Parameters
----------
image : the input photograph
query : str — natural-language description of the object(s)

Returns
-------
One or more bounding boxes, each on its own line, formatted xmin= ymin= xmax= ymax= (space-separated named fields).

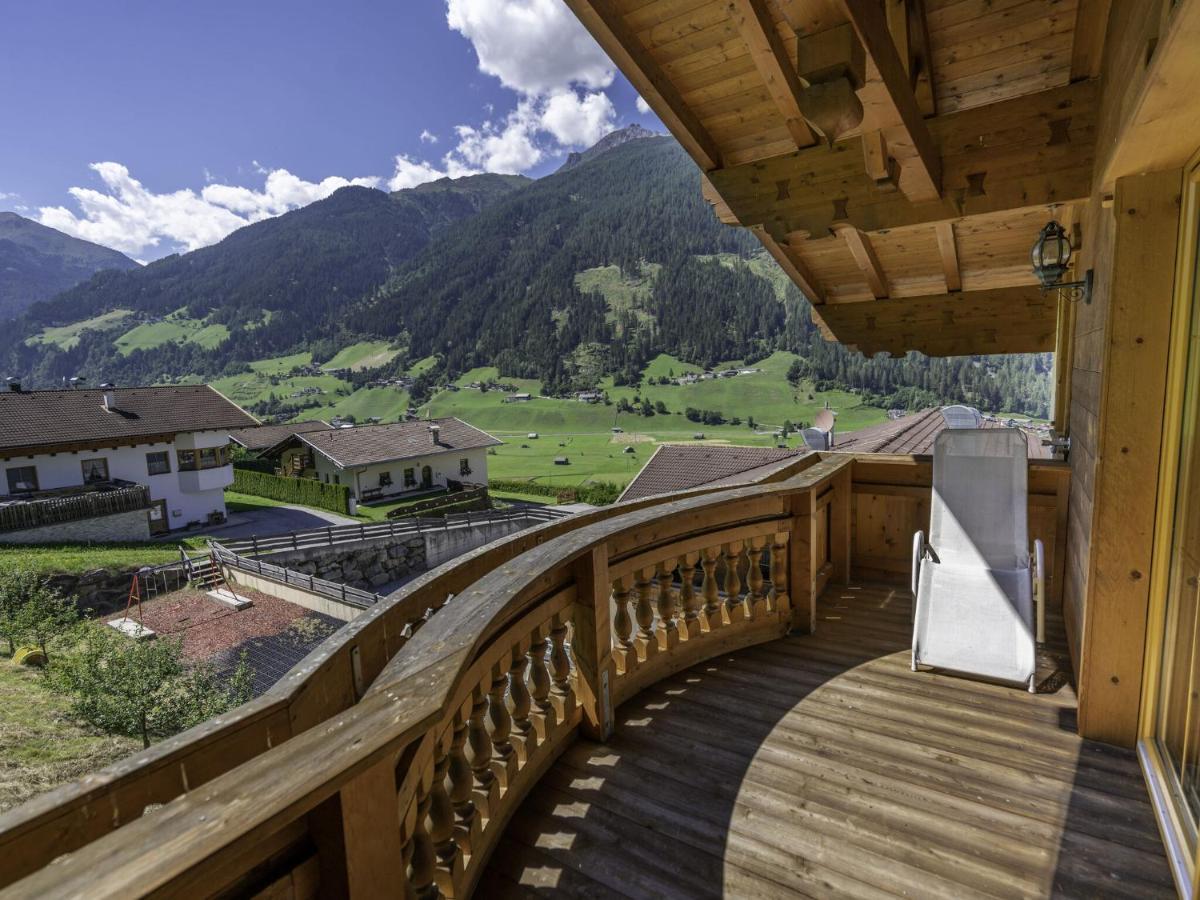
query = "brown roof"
xmin=228 ymin=420 xmax=333 ymax=452
xmin=291 ymin=417 xmax=502 ymax=469
xmin=834 ymin=408 xmax=1048 ymax=458
xmin=0 ymin=385 xmax=257 ymax=457
xmin=619 ymin=445 xmax=802 ymax=502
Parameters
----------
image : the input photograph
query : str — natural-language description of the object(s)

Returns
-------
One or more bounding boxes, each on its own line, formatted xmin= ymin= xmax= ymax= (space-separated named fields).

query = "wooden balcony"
xmin=0 ymin=452 xmax=1170 ymax=898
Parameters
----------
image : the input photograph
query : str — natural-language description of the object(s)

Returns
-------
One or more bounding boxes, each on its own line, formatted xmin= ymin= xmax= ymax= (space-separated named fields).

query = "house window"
xmin=403 ymin=467 xmax=416 ymax=488
xmin=379 ymin=472 xmax=393 ymax=487
xmin=81 ymin=458 xmax=110 ymax=483
xmin=459 ymin=458 xmax=472 ymax=476
xmin=333 ymin=474 xmax=340 ymax=485
xmin=146 ymin=451 xmax=171 ymax=476
xmin=5 ymin=465 xmax=38 ymax=493
xmin=177 ymin=445 xmax=230 ymax=471
xmin=324 ymin=474 xmax=330 ymax=484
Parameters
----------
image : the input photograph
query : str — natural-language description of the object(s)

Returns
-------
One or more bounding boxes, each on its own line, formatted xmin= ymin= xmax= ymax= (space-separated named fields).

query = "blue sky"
xmin=0 ymin=0 xmax=656 ymax=260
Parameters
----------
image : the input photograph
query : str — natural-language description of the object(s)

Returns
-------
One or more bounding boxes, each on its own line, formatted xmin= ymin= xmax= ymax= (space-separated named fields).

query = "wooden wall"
xmin=850 ymin=456 xmax=1070 ymax=604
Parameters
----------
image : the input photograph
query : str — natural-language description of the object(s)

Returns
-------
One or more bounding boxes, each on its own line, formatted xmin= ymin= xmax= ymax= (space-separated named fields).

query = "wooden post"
xmin=571 ymin=546 xmax=614 ymax=741
xmin=830 ymin=467 xmax=853 ymax=584
xmin=787 ymin=491 xmax=818 ymax=633
xmin=311 ymin=754 xmax=408 ymax=899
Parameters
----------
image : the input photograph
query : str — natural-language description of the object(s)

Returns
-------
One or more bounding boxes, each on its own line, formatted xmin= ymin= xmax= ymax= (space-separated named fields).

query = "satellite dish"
xmin=813 ymin=408 xmax=835 ymax=432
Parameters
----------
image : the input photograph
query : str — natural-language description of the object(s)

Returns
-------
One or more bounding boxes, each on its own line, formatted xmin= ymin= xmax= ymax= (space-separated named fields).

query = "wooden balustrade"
xmin=0 ymin=451 xmax=1071 ymax=897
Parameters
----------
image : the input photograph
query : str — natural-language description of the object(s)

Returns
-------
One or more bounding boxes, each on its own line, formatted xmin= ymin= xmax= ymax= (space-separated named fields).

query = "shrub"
xmin=487 ymin=479 xmax=622 ymax=506
xmin=231 ymin=469 xmax=351 ymax=515
xmin=232 ymin=458 xmax=275 ymax=474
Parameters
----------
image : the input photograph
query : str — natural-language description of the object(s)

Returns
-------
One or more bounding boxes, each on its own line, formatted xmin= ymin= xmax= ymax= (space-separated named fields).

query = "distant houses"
xmin=262 ymin=417 xmax=502 ymax=503
xmin=0 ymin=383 xmax=256 ymax=541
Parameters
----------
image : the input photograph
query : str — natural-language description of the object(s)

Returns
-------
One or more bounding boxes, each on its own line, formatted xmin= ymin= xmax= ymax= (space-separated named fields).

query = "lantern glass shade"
xmin=1031 ymin=220 xmax=1072 ymax=287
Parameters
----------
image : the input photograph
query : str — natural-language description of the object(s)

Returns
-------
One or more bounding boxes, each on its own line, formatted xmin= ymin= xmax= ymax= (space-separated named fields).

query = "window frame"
xmin=81 ymin=457 xmax=110 ymax=484
xmin=5 ymin=465 xmax=38 ymax=494
xmin=146 ymin=451 xmax=171 ymax=476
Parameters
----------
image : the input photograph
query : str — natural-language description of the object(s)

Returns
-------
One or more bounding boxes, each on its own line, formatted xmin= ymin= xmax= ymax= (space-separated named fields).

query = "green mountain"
xmin=0 ymin=212 xmax=139 ymax=320
xmin=1 ymin=129 xmax=1051 ymax=417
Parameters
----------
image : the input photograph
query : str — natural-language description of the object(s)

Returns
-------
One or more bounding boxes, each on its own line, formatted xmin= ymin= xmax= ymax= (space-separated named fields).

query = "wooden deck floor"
xmin=481 ymin=584 xmax=1174 ymax=899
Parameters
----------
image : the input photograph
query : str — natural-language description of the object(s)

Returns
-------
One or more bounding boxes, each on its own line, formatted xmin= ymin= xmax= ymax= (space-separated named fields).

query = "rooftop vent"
xmin=6 ymin=377 xmax=20 ymax=393
xmin=69 ymin=376 xmax=83 ymax=389
xmin=429 ymin=423 xmax=442 ymax=445
xmin=100 ymin=383 xmax=116 ymax=411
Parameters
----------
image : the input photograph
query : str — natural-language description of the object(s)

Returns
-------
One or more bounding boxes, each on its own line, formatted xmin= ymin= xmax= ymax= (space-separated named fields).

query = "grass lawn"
xmin=322 ymin=341 xmax=401 ymax=372
xmin=223 ymin=491 xmax=293 ymax=513
xmin=0 ymin=656 xmax=138 ymax=813
xmin=489 ymin=488 xmax=557 ymax=505
xmin=249 ymin=351 xmax=313 ymax=375
xmin=24 ymin=309 xmax=134 ymax=351
xmin=354 ymin=489 xmax=452 ymax=521
xmin=0 ymin=543 xmax=186 ymax=575
xmin=115 ymin=308 xmax=230 ymax=355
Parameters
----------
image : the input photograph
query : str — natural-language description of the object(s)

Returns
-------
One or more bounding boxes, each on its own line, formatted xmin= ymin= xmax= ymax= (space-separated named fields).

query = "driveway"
xmin=163 ymin=503 xmax=359 ymax=543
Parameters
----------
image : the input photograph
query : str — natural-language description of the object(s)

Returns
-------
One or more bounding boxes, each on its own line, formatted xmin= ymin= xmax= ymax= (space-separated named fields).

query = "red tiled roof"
xmin=0 ymin=384 xmax=257 ymax=457
xmin=228 ymin=420 xmax=333 ymax=452
xmin=834 ymin=408 xmax=1048 ymax=458
xmin=619 ymin=444 xmax=802 ymax=501
xmin=289 ymin=417 xmax=502 ymax=469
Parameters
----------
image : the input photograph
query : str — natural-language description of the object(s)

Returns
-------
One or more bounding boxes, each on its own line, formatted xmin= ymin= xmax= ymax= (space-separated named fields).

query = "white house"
xmin=264 ymin=417 xmax=502 ymax=503
xmin=0 ymin=382 xmax=257 ymax=540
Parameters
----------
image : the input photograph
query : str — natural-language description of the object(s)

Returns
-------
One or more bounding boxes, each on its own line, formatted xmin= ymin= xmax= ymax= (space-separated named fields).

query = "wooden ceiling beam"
xmin=833 ymin=224 xmax=888 ymax=298
xmin=907 ymin=0 xmax=936 ymax=117
xmin=838 ymin=0 xmax=942 ymax=202
xmin=728 ymin=0 xmax=818 ymax=150
xmin=707 ymin=80 xmax=1097 ymax=239
xmin=1070 ymin=0 xmax=1113 ymax=81
xmin=815 ymin=285 xmax=1058 ymax=357
xmin=934 ymin=221 xmax=961 ymax=292
xmin=564 ymin=0 xmax=722 ymax=171
xmin=752 ymin=226 xmax=826 ymax=303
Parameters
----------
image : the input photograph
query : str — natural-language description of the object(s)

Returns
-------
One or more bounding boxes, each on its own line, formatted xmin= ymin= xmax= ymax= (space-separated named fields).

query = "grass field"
xmin=249 ymin=351 xmax=312 ymax=375
xmin=574 ymin=263 xmax=660 ymax=325
xmin=0 ymin=658 xmax=137 ymax=813
xmin=0 ymin=541 xmax=209 ymax=575
xmin=115 ymin=308 xmax=230 ymax=355
xmin=297 ymin=386 xmax=410 ymax=423
xmin=25 ymin=309 xmax=134 ymax=351
xmin=322 ymin=341 xmax=402 ymax=372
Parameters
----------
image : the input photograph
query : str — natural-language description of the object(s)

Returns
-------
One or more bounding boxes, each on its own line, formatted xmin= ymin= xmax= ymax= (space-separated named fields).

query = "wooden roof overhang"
xmin=566 ymin=0 xmax=1108 ymax=357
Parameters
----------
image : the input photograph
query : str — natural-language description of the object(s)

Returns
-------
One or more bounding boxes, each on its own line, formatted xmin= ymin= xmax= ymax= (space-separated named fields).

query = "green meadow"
xmin=114 ymin=308 xmax=230 ymax=355
xmin=25 ymin=309 xmax=134 ymax=351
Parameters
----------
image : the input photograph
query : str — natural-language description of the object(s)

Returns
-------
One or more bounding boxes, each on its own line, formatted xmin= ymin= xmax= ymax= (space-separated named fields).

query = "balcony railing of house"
xmin=0 ymin=452 xmax=1071 ymax=896
xmin=0 ymin=482 xmax=150 ymax=534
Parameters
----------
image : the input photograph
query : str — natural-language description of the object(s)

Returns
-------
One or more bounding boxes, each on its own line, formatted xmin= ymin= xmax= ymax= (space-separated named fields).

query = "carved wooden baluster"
xmin=612 ymin=576 xmax=636 ymax=674
xmin=700 ymin=546 xmax=723 ymax=632
xmin=527 ymin=629 xmax=553 ymax=742
xmin=400 ymin=822 xmax=417 ymax=900
xmin=549 ymin=613 xmax=574 ymax=722
xmin=487 ymin=654 xmax=517 ymax=788
xmin=409 ymin=770 xmax=438 ymax=900
xmin=506 ymin=639 xmax=533 ymax=763
xmin=634 ymin=565 xmax=658 ymax=661
xmin=723 ymin=541 xmax=746 ymax=625
xmin=746 ymin=535 xmax=768 ymax=619
xmin=465 ymin=679 xmax=496 ymax=820
xmin=677 ymin=551 xmax=700 ymax=641
xmin=655 ymin=560 xmax=679 ymax=651
xmin=445 ymin=707 xmax=476 ymax=852
xmin=770 ymin=531 xmax=791 ymax=615
xmin=429 ymin=731 xmax=461 ymax=889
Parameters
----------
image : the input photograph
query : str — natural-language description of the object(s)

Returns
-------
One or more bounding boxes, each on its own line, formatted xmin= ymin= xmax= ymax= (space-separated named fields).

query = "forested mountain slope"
xmin=0 ymin=212 xmax=139 ymax=320
xmin=2 ymin=129 xmax=1051 ymax=416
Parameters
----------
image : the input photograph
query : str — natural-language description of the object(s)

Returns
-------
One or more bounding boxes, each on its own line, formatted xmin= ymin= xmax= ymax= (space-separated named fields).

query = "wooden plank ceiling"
xmin=566 ymin=0 xmax=1104 ymax=357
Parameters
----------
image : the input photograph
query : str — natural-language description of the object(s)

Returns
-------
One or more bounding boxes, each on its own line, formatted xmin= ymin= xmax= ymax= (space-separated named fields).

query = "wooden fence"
xmin=0 ymin=484 xmax=149 ymax=533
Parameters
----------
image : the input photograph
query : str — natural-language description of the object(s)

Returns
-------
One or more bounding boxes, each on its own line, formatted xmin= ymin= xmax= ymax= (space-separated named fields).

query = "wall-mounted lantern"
xmin=1031 ymin=220 xmax=1092 ymax=304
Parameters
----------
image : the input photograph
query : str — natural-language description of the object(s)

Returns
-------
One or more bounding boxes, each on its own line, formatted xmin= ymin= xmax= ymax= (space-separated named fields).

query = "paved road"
xmin=161 ymin=504 xmax=359 ymax=543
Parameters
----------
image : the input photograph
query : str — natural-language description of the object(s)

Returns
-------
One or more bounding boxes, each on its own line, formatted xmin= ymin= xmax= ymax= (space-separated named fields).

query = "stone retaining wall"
xmin=260 ymin=535 xmax=427 ymax=591
xmin=44 ymin=568 xmax=144 ymax=617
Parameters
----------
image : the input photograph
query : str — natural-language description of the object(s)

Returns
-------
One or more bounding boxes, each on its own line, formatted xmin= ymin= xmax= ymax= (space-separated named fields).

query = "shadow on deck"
xmin=483 ymin=584 xmax=1173 ymax=899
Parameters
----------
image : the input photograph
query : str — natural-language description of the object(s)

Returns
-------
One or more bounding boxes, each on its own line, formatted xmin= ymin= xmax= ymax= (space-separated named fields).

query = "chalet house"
xmin=264 ymin=417 xmax=501 ymax=503
xmin=0 ymin=383 xmax=256 ymax=541
xmin=227 ymin=420 xmax=332 ymax=455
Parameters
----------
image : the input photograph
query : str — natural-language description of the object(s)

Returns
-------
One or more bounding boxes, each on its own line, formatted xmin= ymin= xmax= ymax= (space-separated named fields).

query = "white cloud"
xmin=540 ymin=90 xmax=616 ymax=146
xmin=420 ymin=129 xmax=439 ymax=144
xmin=39 ymin=162 xmax=379 ymax=257
xmin=446 ymin=0 xmax=613 ymax=95
xmin=636 ymin=96 xmax=652 ymax=115
xmin=387 ymin=154 xmax=480 ymax=191
xmin=0 ymin=191 xmax=15 ymax=202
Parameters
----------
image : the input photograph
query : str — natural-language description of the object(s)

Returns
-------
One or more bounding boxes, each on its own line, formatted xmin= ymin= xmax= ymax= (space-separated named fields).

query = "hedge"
xmin=231 ymin=469 xmax=351 ymax=515
xmin=488 ymin=479 xmax=621 ymax=506
xmin=232 ymin=458 xmax=275 ymax=474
